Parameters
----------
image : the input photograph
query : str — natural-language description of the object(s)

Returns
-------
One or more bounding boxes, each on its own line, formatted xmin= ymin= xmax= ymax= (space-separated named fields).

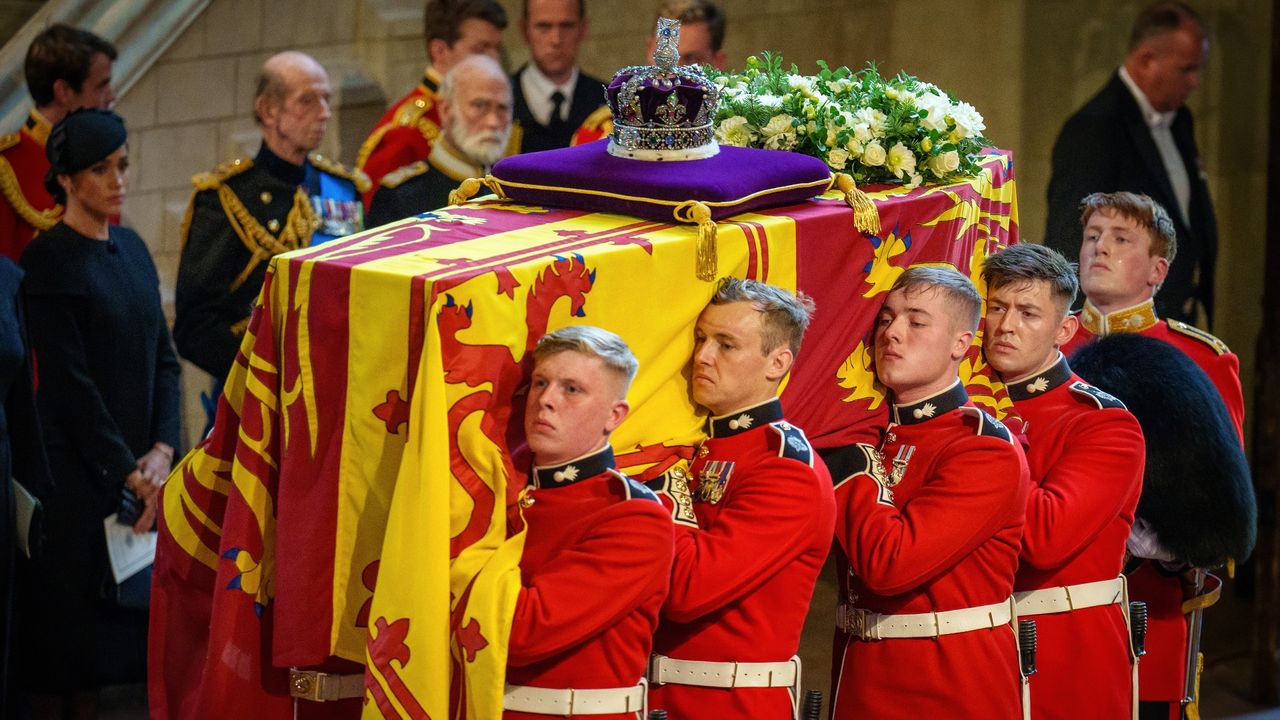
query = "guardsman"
xmin=174 ymin=51 xmax=365 ymax=391
xmin=505 ymin=326 xmax=673 ymax=720
xmin=646 ymin=278 xmax=835 ymax=719
xmin=356 ymin=0 xmax=507 ymax=205
xmin=1 ymin=24 xmax=116 ymax=260
xmin=823 ymin=266 xmax=1030 ymax=719
xmin=983 ymin=244 xmax=1145 ymax=720
xmin=1062 ymin=190 xmax=1245 ymax=720
xmin=510 ymin=0 xmax=611 ymax=153
xmin=366 ymin=55 xmax=512 ymax=227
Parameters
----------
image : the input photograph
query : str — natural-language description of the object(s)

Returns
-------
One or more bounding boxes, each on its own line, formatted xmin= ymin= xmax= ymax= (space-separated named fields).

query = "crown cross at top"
xmin=653 ymin=17 xmax=681 ymax=70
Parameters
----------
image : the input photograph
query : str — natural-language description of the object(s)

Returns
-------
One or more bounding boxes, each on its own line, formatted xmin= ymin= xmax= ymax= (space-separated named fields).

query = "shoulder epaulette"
xmin=822 ymin=443 xmax=878 ymax=490
xmin=1167 ymin=319 xmax=1230 ymax=355
xmin=609 ymin=468 xmax=660 ymax=504
xmin=192 ymin=157 xmax=253 ymax=191
xmin=1068 ymin=380 xmax=1127 ymax=410
xmin=579 ymin=104 xmax=613 ymax=133
xmin=309 ymin=153 xmax=371 ymax=193
xmin=768 ymin=420 xmax=814 ymax=466
xmin=378 ymin=161 xmax=429 ymax=190
xmin=0 ymin=133 xmax=18 ymax=153
xmin=959 ymin=406 xmax=1014 ymax=443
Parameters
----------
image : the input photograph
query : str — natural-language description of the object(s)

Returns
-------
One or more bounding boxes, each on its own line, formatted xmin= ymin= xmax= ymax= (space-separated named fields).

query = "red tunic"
xmin=356 ymin=70 xmax=444 ymax=207
xmin=507 ymin=447 xmax=674 ymax=720
xmin=1006 ymin=355 xmax=1144 ymax=719
xmin=0 ymin=110 xmax=59 ymax=261
xmin=1063 ymin=299 xmax=1244 ymax=705
xmin=648 ymin=398 xmax=835 ymax=720
xmin=826 ymin=381 xmax=1029 ymax=720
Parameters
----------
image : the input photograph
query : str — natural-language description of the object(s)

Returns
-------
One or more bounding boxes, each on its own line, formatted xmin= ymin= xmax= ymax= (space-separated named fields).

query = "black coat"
xmin=1044 ymin=73 xmax=1218 ymax=323
xmin=18 ymin=222 xmax=180 ymax=690
xmin=512 ymin=66 xmax=608 ymax=153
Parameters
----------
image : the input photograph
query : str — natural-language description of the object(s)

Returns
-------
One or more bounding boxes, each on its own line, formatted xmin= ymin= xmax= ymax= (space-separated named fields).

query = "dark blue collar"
xmin=1006 ymin=353 xmax=1073 ymax=402
xmin=255 ymin=143 xmax=306 ymax=186
xmin=890 ymin=380 xmax=968 ymax=425
xmin=707 ymin=398 xmax=783 ymax=439
xmin=532 ymin=446 xmax=615 ymax=489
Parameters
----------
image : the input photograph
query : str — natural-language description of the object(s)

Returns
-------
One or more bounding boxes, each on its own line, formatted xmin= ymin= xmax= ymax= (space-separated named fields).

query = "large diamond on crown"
xmin=605 ymin=18 xmax=721 ymax=160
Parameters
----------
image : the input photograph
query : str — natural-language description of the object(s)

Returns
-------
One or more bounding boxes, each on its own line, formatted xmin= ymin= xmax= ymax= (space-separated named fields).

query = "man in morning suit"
xmin=356 ymin=0 xmax=507 ymax=205
xmin=1045 ymin=2 xmax=1215 ymax=324
xmin=823 ymin=266 xmax=1030 ymax=719
xmin=366 ymin=55 xmax=513 ymax=227
xmin=983 ymin=244 xmax=1145 ymax=719
xmin=504 ymin=326 xmax=673 ymax=719
xmin=1061 ymin=190 xmax=1244 ymax=720
xmin=174 ymin=52 xmax=366 ymax=391
xmin=511 ymin=0 xmax=611 ymax=153
xmin=646 ymin=278 xmax=835 ymax=719
xmin=1 ymin=24 xmax=116 ymax=260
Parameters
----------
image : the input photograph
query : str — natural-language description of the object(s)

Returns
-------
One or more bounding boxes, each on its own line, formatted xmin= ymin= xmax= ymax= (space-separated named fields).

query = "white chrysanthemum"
xmin=853 ymin=107 xmax=887 ymax=137
xmin=715 ymin=116 xmax=758 ymax=147
xmin=755 ymin=93 xmax=784 ymax=110
xmin=786 ymin=74 xmax=814 ymax=93
xmin=887 ymin=142 xmax=917 ymax=179
xmin=915 ymin=91 xmax=951 ymax=132
xmin=951 ymin=101 xmax=986 ymax=139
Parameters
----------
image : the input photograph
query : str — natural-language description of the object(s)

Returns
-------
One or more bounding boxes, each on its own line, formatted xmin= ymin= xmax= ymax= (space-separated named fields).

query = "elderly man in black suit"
xmin=1045 ymin=2 xmax=1215 ymax=326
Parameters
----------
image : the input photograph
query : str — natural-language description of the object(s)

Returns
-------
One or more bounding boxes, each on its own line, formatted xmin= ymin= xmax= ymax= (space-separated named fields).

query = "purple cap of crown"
xmin=605 ymin=18 xmax=721 ymax=161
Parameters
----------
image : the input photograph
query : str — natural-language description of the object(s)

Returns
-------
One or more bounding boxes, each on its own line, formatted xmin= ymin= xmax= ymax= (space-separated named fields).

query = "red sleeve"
xmin=359 ymin=128 xmax=433 ymax=207
xmin=1020 ymin=409 xmax=1144 ymax=569
xmin=664 ymin=456 xmax=827 ymax=623
xmin=507 ymin=502 xmax=673 ymax=666
xmin=1207 ymin=352 xmax=1244 ymax=446
xmin=837 ymin=437 xmax=1026 ymax=597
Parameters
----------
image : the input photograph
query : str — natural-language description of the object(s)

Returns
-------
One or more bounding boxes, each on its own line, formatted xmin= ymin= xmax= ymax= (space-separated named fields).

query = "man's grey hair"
xmin=254 ymin=51 xmax=325 ymax=126
xmin=533 ymin=326 xmax=639 ymax=390
xmin=709 ymin=277 xmax=815 ymax=356
xmin=439 ymin=53 xmax=508 ymax=104
xmin=889 ymin=266 xmax=982 ymax=333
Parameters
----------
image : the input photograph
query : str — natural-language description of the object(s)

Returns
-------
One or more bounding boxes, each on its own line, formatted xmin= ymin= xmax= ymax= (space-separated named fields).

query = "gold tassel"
xmin=833 ymin=172 xmax=881 ymax=235
xmin=674 ymin=200 xmax=717 ymax=281
xmin=448 ymin=177 xmax=483 ymax=206
xmin=1227 ymin=557 xmax=1235 ymax=579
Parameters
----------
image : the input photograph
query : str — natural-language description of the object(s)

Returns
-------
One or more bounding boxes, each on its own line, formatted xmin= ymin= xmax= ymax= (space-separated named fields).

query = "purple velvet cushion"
xmin=490 ymin=140 xmax=831 ymax=221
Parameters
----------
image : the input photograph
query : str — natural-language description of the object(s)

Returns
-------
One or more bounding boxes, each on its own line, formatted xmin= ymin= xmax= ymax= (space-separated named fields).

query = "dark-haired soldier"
xmin=357 ymin=0 xmax=507 ymax=204
xmin=825 ymin=266 xmax=1029 ymax=720
xmin=983 ymin=244 xmax=1144 ymax=720
xmin=1 ymin=24 xmax=116 ymax=260
xmin=175 ymin=52 xmax=365 ymax=392
xmin=647 ymin=278 xmax=835 ymax=719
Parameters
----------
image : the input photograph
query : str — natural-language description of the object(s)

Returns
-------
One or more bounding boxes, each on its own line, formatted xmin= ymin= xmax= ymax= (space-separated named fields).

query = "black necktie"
xmin=549 ymin=90 xmax=567 ymax=128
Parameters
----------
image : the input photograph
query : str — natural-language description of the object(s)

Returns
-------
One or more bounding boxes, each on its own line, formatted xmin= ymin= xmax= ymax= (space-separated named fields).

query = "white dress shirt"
xmin=520 ymin=63 xmax=579 ymax=127
xmin=1119 ymin=66 xmax=1192 ymax=226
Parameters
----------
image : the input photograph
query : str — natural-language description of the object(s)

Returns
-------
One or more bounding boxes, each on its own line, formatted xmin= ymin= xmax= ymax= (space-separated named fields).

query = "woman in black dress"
xmin=19 ymin=109 xmax=180 ymax=718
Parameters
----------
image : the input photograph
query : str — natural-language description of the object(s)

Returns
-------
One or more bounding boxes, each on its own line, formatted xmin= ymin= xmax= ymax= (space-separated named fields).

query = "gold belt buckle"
xmin=289 ymin=670 xmax=325 ymax=701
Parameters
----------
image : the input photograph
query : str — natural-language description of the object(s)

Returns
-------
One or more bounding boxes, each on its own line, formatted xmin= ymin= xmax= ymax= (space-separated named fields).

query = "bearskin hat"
xmin=1070 ymin=333 xmax=1255 ymax=567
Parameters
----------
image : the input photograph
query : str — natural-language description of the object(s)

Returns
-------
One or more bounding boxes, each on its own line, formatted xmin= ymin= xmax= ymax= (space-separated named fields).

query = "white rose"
xmin=905 ymin=171 xmax=923 ymax=189
xmin=714 ymin=76 xmax=730 ymax=87
xmin=887 ymin=142 xmax=917 ymax=178
xmin=915 ymin=91 xmax=951 ymax=132
xmin=939 ymin=150 xmax=961 ymax=172
xmin=951 ymin=101 xmax=986 ymax=138
xmin=827 ymin=148 xmax=850 ymax=170
xmin=861 ymin=141 xmax=887 ymax=167
xmin=825 ymin=125 xmax=839 ymax=147
xmin=761 ymin=114 xmax=795 ymax=137
xmin=715 ymin=116 xmax=757 ymax=147
xmin=845 ymin=137 xmax=865 ymax=156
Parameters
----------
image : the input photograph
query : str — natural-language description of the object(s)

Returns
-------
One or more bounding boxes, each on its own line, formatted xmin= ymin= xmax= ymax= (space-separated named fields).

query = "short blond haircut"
xmin=889 ymin=266 xmax=981 ymax=332
xmin=532 ymin=326 xmax=639 ymax=392
xmin=709 ymin=277 xmax=815 ymax=356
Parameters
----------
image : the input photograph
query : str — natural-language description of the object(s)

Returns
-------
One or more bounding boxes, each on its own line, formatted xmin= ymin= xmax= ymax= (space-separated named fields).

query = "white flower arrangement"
xmin=706 ymin=54 xmax=992 ymax=188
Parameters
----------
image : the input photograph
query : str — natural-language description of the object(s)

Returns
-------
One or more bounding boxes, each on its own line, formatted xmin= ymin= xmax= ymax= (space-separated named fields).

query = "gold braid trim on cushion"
xmin=0 ymin=154 xmax=61 ymax=231
xmin=830 ymin=173 xmax=881 ymax=235
xmin=217 ymin=184 xmax=317 ymax=292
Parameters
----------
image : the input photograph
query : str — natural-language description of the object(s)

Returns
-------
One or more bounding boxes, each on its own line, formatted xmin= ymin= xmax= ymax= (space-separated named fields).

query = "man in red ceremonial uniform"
xmin=1 ymin=24 xmax=116 ymax=260
xmin=823 ymin=266 xmax=1030 ymax=719
xmin=1061 ymin=191 xmax=1244 ymax=720
xmin=983 ymin=244 xmax=1145 ymax=719
xmin=646 ymin=278 xmax=835 ymax=719
xmin=356 ymin=0 xmax=507 ymax=205
xmin=505 ymin=325 xmax=674 ymax=719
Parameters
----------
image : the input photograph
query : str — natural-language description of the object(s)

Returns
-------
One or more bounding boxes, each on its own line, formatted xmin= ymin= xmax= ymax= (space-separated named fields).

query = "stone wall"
xmin=108 ymin=0 xmax=1270 ymax=447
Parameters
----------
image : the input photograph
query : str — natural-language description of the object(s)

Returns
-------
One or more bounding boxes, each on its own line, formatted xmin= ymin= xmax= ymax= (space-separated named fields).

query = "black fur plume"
xmin=1070 ymin=333 xmax=1255 ymax=567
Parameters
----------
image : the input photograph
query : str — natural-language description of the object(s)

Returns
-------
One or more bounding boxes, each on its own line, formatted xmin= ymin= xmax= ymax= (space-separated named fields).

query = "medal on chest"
xmin=869 ymin=426 xmax=915 ymax=503
xmin=694 ymin=449 xmax=735 ymax=504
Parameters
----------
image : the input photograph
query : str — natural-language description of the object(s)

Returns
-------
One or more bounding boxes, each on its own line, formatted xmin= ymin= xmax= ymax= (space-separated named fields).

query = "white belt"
xmin=648 ymin=654 xmax=800 ymax=689
xmin=503 ymin=681 xmax=646 ymax=716
xmin=837 ymin=598 xmax=1013 ymax=640
xmin=288 ymin=670 xmax=364 ymax=701
xmin=1014 ymin=577 xmax=1125 ymax=616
